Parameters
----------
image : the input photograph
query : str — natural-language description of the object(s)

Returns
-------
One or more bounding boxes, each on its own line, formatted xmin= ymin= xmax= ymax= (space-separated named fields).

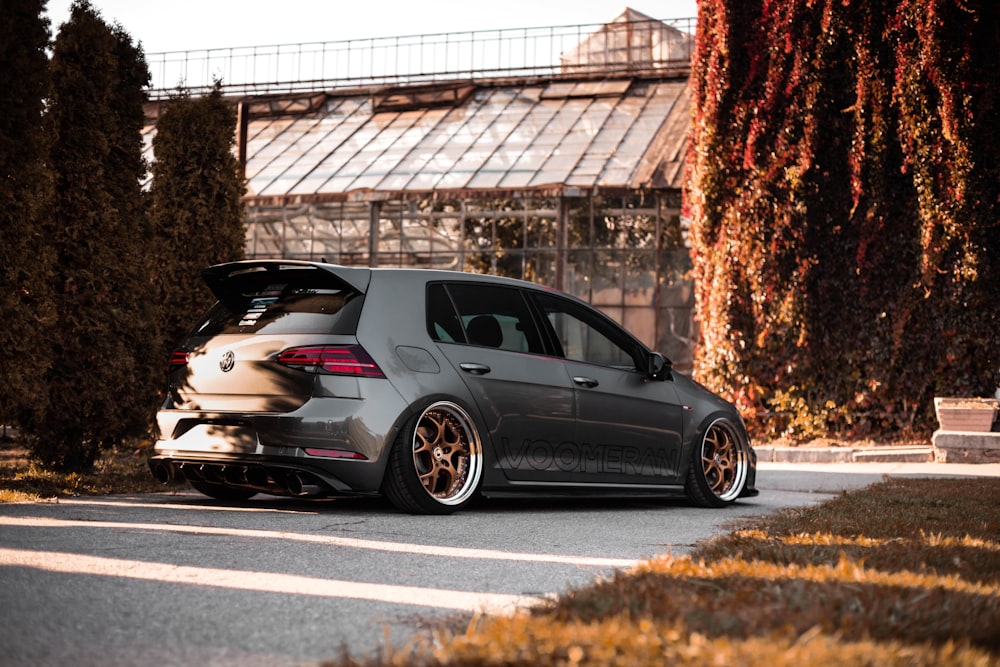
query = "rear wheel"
xmin=189 ymin=480 xmax=258 ymax=501
xmin=382 ymin=401 xmax=484 ymax=514
xmin=684 ymin=418 xmax=749 ymax=508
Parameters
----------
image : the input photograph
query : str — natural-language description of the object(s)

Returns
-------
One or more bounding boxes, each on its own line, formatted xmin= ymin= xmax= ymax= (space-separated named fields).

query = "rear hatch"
xmin=166 ymin=261 xmax=370 ymax=413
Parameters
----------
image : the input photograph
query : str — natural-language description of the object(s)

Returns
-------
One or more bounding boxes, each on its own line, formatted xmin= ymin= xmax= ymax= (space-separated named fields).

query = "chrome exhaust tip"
xmin=286 ymin=472 xmax=323 ymax=496
xmin=152 ymin=462 xmax=174 ymax=484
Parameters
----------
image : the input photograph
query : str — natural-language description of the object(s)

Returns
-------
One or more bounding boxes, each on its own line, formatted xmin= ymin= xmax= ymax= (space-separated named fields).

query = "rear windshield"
xmin=191 ymin=276 xmax=364 ymax=337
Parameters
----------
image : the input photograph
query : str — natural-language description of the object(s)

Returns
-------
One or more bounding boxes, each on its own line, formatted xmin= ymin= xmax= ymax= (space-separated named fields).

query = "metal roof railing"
xmin=146 ymin=17 xmax=696 ymax=100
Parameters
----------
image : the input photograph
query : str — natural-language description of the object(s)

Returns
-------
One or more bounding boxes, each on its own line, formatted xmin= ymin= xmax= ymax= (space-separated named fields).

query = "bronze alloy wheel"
xmin=701 ymin=419 xmax=748 ymax=500
xmin=411 ymin=401 xmax=483 ymax=506
xmin=685 ymin=418 xmax=749 ymax=507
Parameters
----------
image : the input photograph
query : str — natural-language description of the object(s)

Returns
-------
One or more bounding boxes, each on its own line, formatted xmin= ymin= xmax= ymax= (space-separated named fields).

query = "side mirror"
xmin=647 ymin=352 xmax=671 ymax=380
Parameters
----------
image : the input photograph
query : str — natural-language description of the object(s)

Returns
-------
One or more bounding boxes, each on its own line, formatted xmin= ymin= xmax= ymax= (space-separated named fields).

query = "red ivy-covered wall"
xmin=685 ymin=0 xmax=999 ymax=439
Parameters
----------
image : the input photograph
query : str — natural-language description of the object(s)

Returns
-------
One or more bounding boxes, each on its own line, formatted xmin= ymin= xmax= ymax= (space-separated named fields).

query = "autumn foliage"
xmin=685 ymin=0 xmax=999 ymax=439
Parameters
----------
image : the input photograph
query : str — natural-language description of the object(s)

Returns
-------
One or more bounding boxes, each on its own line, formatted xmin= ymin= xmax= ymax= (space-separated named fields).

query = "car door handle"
xmin=573 ymin=376 xmax=599 ymax=388
xmin=460 ymin=363 xmax=491 ymax=375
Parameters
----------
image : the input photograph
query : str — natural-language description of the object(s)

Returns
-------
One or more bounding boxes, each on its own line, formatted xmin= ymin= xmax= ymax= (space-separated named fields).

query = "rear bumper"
xmin=149 ymin=450 xmax=379 ymax=497
xmin=153 ymin=383 xmax=409 ymax=496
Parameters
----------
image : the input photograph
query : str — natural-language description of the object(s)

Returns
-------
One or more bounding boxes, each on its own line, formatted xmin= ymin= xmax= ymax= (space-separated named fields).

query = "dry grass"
xmin=0 ymin=438 xmax=176 ymax=502
xmin=327 ymin=478 xmax=1000 ymax=666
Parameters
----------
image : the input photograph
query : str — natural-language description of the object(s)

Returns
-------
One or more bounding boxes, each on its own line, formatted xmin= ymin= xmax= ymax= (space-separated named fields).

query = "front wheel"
xmin=382 ymin=401 xmax=484 ymax=515
xmin=684 ymin=418 xmax=750 ymax=508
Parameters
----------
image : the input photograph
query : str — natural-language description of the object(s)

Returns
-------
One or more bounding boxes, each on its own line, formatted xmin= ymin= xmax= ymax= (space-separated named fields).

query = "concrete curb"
xmin=755 ymin=445 xmax=936 ymax=464
xmin=932 ymin=431 xmax=1000 ymax=464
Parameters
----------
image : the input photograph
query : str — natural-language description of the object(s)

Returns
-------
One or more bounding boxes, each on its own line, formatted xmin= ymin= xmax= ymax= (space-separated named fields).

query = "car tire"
xmin=382 ymin=400 xmax=484 ymax=515
xmin=189 ymin=480 xmax=258 ymax=501
xmin=684 ymin=418 xmax=750 ymax=508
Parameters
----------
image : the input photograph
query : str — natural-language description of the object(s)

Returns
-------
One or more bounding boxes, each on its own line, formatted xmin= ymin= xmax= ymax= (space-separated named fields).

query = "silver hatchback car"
xmin=150 ymin=260 xmax=758 ymax=514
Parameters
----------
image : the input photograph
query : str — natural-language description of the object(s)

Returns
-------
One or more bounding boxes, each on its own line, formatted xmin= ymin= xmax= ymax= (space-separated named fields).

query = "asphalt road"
xmin=2 ymin=461 xmax=999 ymax=667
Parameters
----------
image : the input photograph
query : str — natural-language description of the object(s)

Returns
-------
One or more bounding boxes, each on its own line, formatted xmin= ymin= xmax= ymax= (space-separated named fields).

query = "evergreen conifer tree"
xmin=36 ymin=0 xmax=158 ymax=470
xmin=149 ymin=83 xmax=246 ymax=352
xmin=0 ymin=0 xmax=55 ymax=438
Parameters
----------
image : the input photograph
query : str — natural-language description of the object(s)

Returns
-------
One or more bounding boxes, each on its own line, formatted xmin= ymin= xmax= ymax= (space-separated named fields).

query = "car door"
xmin=427 ymin=282 xmax=578 ymax=483
xmin=530 ymin=291 xmax=685 ymax=485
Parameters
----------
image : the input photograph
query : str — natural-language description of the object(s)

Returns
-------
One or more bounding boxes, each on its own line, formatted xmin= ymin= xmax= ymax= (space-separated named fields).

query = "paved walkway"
xmin=757 ymin=438 xmax=1000 ymax=478
xmin=759 ymin=459 xmax=1000 ymax=478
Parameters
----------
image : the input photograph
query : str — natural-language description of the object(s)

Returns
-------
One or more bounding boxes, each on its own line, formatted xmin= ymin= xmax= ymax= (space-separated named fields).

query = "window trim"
xmin=426 ymin=281 xmax=549 ymax=355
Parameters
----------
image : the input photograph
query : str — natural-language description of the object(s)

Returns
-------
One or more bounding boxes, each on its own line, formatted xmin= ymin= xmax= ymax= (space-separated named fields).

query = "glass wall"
xmin=246 ymin=191 xmax=694 ymax=371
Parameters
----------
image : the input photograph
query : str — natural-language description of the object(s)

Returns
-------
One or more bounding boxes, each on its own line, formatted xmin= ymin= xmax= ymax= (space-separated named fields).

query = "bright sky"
xmin=43 ymin=0 xmax=699 ymax=53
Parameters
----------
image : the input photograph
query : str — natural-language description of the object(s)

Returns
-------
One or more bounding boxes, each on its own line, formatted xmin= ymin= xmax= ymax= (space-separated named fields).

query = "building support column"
xmin=556 ymin=197 xmax=568 ymax=291
xmin=236 ymin=102 xmax=248 ymax=182
xmin=368 ymin=201 xmax=381 ymax=267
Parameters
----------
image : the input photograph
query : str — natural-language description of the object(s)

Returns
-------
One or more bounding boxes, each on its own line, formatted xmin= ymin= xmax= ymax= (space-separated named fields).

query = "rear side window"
xmin=426 ymin=283 xmax=466 ymax=343
xmin=427 ymin=283 xmax=544 ymax=354
xmin=192 ymin=269 xmax=364 ymax=336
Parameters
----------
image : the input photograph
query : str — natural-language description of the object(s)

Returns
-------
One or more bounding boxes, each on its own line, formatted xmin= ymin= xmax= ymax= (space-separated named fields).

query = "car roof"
xmin=206 ymin=259 xmax=562 ymax=296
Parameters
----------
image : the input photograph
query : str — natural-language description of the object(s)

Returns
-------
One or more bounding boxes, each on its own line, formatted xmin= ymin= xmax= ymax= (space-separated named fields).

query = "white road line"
xmin=0 ymin=516 xmax=639 ymax=568
xmin=54 ymin=497 xmax=316 ymax=514
xmin=0 ymin=548 xmax=542 ymax=614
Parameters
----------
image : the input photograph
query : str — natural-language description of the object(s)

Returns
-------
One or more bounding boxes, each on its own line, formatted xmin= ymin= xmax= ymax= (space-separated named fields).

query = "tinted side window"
xmin=533 ymin=292 xmax=638 ymax=369
xmin=426 ymin=283 xmax=466 ymax=343
xmin=437 ymin=283 xmax=544 ymax=354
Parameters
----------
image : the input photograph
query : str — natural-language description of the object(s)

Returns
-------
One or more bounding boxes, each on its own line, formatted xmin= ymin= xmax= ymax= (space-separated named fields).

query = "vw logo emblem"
xmin=219 ymin=351 xmax=235 ymax=373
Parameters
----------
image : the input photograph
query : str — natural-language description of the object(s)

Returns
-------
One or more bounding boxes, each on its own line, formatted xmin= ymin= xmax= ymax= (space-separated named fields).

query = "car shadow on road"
xmin=159 ymin=487 xmax=731 ymax=516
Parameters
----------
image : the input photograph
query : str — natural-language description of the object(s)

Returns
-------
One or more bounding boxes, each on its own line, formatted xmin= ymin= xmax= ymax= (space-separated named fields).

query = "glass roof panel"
xmin=393 ymin=122 xmax=470 ymax=191
xmin=597 ymin=84 xmax=669 ymax=186
xmin=245 ymin=118 xmax=294 ymax=171
xmin=578 ymin=94 xmax=646 ymax=187
xmin=526 ymin=98 xmax=592 ymax=187
xmin=240 ymin=76 xmax=689 ymax=198
xmin=371 ymin=108 xmax=453 ymax=191
xmin=245 ymin=117 xmax=317 ymax=186
xmin=491 ymin=101 xmax=561 ymax=188
xmin=348 ymin=110 xmax=436 ymax=191
xmin=255 ymin=98 xmax=367 ymax=196
xmin=409 ymin=88 xmax=520 ymax=191
xmin=388 ymin=121 xmax=472 ymax=191
xmin=323 ymin=112 xmax=414 ymax=192
xmin=279 ymin=102 xmax=381 ymax=195
xmin=464 ymin=151 xmax=521 ymax=189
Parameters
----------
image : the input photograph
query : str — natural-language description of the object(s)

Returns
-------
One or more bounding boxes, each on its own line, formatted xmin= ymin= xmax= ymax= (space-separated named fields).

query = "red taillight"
xmin=168 ymin=350 xmax=190 ymax=372
xmin=277 ymin=345 xmax=385 ymax=378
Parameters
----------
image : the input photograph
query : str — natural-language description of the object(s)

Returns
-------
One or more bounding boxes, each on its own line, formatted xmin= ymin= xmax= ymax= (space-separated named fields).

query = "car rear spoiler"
xmin=202 ymin=260 xmax=372 ymax=306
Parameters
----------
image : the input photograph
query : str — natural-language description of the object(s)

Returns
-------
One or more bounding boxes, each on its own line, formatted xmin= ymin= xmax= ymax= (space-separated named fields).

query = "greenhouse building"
xmin=145 ymin=9 xmax=698 ymax=369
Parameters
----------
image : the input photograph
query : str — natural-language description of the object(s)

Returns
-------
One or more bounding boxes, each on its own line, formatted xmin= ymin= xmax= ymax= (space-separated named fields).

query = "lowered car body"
xmin=151 ymin=260 xmax=758 ymax=514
